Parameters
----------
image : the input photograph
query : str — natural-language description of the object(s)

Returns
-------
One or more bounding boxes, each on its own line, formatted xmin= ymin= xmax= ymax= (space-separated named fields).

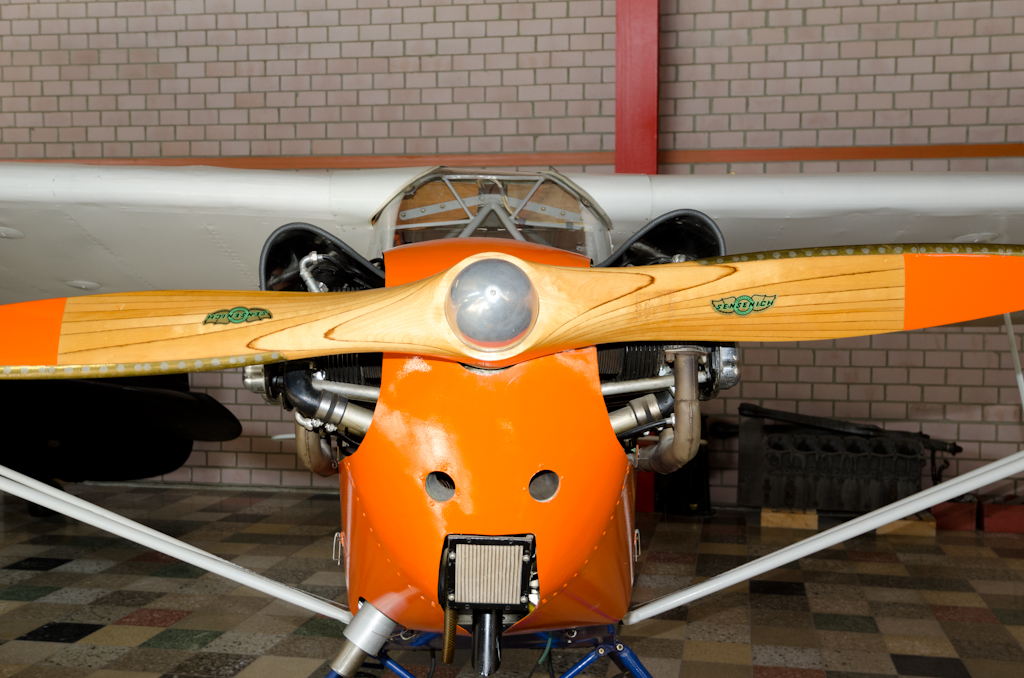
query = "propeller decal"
xmin=203 ymin=307 xmax=274 ymax=325
xmin=711 ymin=294 xmax=777 ymax=316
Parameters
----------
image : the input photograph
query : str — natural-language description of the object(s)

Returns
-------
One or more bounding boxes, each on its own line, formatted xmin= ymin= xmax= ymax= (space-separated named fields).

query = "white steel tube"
xmin=1003 ymin=314 xmax=1024 ymax=419
xmin=622 ymin=447 xmax=1024 ymax=625
xmin=0 ymin=463 xmax=224 ymax=563
xmin=0 ymin=470 xmax=352 ymax=624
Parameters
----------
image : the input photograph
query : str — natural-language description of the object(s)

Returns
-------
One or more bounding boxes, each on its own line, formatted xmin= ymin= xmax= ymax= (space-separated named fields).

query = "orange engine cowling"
xmin=340 ymin=239 xmax=636 ymax=634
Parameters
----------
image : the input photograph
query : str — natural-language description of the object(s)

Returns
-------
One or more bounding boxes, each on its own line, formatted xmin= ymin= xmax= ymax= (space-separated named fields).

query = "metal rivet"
xmin=65 ymin=280 xmax=101 ymax=290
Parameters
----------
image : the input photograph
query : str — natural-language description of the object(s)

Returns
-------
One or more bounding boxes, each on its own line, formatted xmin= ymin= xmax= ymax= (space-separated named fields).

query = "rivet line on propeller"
xmin=696 ymin=243 xmax=1024 ymax=266
xmin=0 ymin=351 xmax=288 ymax=380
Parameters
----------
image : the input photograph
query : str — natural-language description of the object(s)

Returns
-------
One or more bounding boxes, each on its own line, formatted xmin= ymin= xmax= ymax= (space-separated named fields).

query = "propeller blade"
xmin=1 ymin=243 xmax=1021 ymax=379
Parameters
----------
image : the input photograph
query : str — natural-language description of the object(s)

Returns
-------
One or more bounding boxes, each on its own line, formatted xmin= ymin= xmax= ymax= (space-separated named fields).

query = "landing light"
xmin=445 ymin=259 xmax=538 ymax=352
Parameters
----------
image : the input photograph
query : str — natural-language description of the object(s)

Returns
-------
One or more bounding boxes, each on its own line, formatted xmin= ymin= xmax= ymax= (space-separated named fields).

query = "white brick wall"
xmin=659 ymin=0 xmax=1024 ymax=163
xmin=0 ymin=0 xmax=616 ymax=159
xmin=3 ymin=0 xmax=1018 ymax=163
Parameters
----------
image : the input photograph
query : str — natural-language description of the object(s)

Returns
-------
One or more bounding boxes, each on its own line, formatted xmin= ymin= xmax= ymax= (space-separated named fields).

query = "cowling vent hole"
xmin=529 ymin=470 xmax=559 ymax=502
xmin=425 ymin=472 xmax=456 ymax=502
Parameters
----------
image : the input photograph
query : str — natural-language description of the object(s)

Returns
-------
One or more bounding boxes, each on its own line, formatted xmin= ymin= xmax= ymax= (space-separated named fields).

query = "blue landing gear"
xmin=558 ymin=642 xmax=653 ymax=678
xmin=374 ymin=638 xmax=654 ymax=678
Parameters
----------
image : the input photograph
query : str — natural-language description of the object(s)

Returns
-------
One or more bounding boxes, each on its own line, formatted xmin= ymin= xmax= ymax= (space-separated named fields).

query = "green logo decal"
xmin=204 ymin=307 xmax=273 ymax=325
xmin=712 ymin=294 xmax=776 ymax=316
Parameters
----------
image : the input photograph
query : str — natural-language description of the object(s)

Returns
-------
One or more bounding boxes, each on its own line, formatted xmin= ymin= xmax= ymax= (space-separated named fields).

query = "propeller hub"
xmin=445 ymin=259 xmax=538 ymax=352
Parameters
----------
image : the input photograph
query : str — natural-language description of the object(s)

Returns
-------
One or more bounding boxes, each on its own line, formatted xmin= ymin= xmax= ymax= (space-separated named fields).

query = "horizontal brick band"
xmin=8 ymin=144 xmax=1021 ymax=170
xmin=658 ymin=143 xmax=1024 ymax=165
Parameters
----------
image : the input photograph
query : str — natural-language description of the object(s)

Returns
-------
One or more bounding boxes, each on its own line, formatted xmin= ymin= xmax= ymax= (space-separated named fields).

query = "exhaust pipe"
xmin=295 ymin=423 xmax=338 ymax=477
xmin=285 ymin=369 xmax=375 ymax=474
xmin=608 ymin=390 xmax=675 ymax=436
xmin=472 ymin=609 xmax=502 ymax=676
xmin=635 ymin=348 xmax=703 ymax=474
xmin=283 ymin=369 xmax=374 ymax=434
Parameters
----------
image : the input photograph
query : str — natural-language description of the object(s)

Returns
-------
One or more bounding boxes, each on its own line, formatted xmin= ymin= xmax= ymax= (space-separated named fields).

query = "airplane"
xmin=2 ymin=162 xmax=1024 ymax=678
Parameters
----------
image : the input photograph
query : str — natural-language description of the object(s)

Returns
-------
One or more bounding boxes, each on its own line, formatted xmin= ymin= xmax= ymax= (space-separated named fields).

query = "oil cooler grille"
xmin=454 ymin=543 xmax=523 ymax=605
xmin=441 ymin=534 xmax=535 ymax=612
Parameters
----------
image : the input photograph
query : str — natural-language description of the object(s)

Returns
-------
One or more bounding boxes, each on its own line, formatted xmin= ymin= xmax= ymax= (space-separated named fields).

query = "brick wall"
xmin=658 ymin=0 xmax=1024 ymax=167
xmin=660 ymin=154 xmax=1024 ymax=173
xmin=0 ymin=0 xmax=616 ymax=159
xmin=2 ymin=0 xmax=1019 ymax=164
xmin=183 ymin=369 xmax=332 ymax=488
xmin=703 ymin=325 xmax=1024 ymax=505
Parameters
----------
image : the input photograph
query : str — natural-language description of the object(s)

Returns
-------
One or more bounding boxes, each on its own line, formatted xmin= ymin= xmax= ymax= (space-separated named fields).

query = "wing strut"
xmin=0 ymin=464 xmax=353 ymax=624
xmin=622 ymin=447 xmax=1024 ymax=625
xmin=1003 ymin=314 xmax=1024 ymax=411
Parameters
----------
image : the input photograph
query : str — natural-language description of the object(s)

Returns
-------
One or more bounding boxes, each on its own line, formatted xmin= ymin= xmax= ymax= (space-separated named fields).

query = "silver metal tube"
xmin=609 ymin=393 xmax=669 ymax=435
xmin=295 ymin=422 xmax=338 ymax=477
xmin=510 ymin=178 xmax=544 ymax=219
xmin=442 ymin=176 xmax=474 ymax=219
xmin=0 ymin=463 xmax=352 ymax=624
xmin=340 ymin=401 xmax=374 ymax=434
xmin=623 ymin=447 xmax=1024 ymax=625
xmin=313 ymin=376 xmax=380 ymax=403
xmin=298 ymin=252 xmax=326 ymax=293
xmin=330 ymin=645 xmax=368 ymax=678
xmin=601 ymin=375 xmax=675 ymax=397
xmin=635 ymin=349 xmax=702 ymax=474
xmin=331 ymin=602 xmax=398 ymax=678
xmin=1003 ymin=314 xmax=1024 ymax=418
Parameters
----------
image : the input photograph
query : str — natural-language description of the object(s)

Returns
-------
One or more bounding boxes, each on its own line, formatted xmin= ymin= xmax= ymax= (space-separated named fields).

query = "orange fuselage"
xmin=339 ymin=239 xmax=636 ymax=634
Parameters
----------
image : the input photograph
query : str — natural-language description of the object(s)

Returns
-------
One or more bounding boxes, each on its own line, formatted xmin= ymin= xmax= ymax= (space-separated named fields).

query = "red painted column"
xmin=617 ymin=0 xmax=661 ymax=511
xmin=615 ymin=0 xmax=660 ymax=175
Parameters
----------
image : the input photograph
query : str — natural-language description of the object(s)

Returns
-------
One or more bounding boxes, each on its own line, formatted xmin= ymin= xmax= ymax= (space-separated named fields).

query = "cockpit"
xmin=369 ymin=169 xmax=613 ymax=262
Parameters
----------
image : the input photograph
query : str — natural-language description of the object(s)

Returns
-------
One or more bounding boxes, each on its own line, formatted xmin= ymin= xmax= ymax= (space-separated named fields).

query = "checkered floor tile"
xmin=0 ymin=486 xmax=1021 ymax=678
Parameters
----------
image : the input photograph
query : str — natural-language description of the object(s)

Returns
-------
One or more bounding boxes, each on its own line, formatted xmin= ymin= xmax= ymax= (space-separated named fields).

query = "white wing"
xmin=577 ymin=172 xmax=1024 ymax=253
xmin=0 ymin=162 xmax=430 ymax=303
xmin=3 ymin=161 xmax=1024 ymax=304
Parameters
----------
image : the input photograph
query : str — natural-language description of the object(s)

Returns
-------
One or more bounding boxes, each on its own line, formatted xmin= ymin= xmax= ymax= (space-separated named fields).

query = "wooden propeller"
xmin=2 ymin=243 xmax=1022 ymax=379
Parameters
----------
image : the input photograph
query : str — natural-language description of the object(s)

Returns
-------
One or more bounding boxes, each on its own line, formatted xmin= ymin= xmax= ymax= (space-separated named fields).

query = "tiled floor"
xmin=0 ymin=486 xmax=1021 ymax=678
